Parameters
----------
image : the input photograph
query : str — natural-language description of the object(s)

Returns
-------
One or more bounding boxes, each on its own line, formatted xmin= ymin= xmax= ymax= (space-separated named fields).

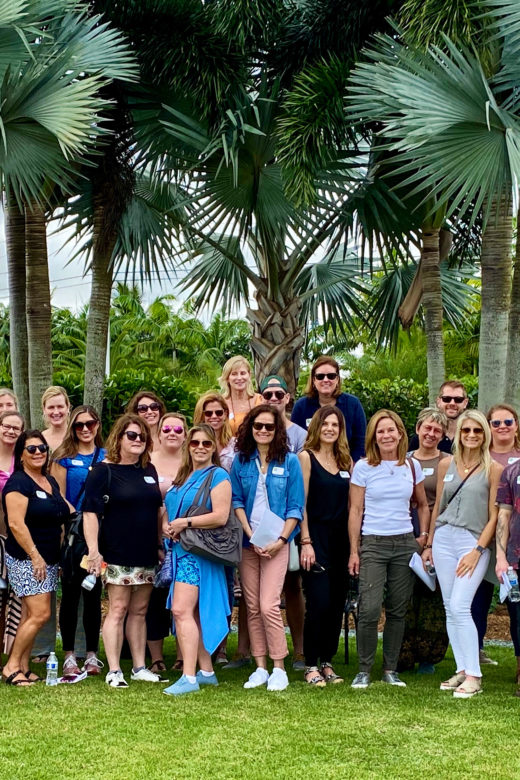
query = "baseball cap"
xmin=259 ymin=375 xmax=288 ymax=393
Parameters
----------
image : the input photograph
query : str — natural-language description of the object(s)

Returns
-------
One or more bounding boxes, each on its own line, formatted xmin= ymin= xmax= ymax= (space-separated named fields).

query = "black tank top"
xmin=306 ymin=452 xmax=350 ymax=566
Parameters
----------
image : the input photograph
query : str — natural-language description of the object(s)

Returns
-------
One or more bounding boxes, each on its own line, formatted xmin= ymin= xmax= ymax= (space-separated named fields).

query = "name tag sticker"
xmin=158 ymin=477 xmax=165 ymax=483
xmin=423 ymin=468 xmax=434 ymax=476
xmin=509 ymin=457 xmax=520 ymax=464
xmin=305 ymin=418 xmax=312 ymax=428
xmin=144 ymin=476 xmax=156 ymax=484
xmin=36 ymin=490 xmax=47 ymax=499
xmin=71 ymin=459 xmax=83 ymax=466
xmin=339 ymin=471 xmax=350 ymax=479
xmin=443 ymin=474 xmax=454 ymax=482
xmin=272 ymin=467 xmax=285 ymax=476
xmin=517 ymin=476 xmax=520 ymax=484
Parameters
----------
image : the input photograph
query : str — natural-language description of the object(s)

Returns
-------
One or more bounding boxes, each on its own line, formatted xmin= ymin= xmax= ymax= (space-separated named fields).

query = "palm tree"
xmin=505 ymin=198 xmax=520 ymax=407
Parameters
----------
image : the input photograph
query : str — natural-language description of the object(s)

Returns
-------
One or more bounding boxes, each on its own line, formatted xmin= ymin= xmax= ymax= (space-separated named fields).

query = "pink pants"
xmin=239 ymin=545 xmax=289 ymax=660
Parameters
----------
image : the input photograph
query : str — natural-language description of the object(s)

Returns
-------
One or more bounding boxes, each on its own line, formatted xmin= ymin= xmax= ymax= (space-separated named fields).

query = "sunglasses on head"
xmin=123 ymin=430 xmax=146 ymax=442
xmin=441 ymin=395 xmax=465 ymax=404
xmin=136 ymin=402 xmax=161 ymax=413
xmin=188 ymin=439 xmax=213 ymax=449
xmin=490 ymin=418 xmax=515 ymax=428
xmin=204 ymin=409 xmax=225 ymax=418
xmin=73 ymin=419 xmax=98 ymax=432
xmin=314 ymin=372 xmax=338 ymax=381
xmin=162 ymin=425 xmax=184 ymax=434
xmin=252 ymin=421 xmax=276 ymax=432
xmin=262 ymin=390 xmax=286 ymax=401
xmin=25 ymin=443 xmax=48 ymax=454
xmin=460 ymin=426 xmax=484 ymax=435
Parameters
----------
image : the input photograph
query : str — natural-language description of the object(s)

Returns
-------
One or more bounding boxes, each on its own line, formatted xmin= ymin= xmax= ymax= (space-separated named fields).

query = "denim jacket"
xmin=230 ymin=451 xmax=304 ymax=548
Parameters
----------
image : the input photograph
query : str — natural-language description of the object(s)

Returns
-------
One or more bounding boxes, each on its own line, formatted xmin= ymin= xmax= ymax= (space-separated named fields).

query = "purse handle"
xmin=189 ymin=467 xmax=216 ymax=511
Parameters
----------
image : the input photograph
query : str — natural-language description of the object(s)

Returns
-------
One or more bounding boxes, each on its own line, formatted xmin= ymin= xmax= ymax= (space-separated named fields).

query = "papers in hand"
xmin=499 ymin=572 xmax=512 ymax=603
xmin=249 ymin=508 xmax=285 ymax=548
xmin=409 ymin=552 xmax=437 ymax=591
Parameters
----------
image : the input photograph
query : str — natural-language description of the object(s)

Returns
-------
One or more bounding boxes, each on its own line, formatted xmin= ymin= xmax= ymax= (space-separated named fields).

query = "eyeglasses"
xmin=1 ymin=423 xmax=22 ymax=433
xmin=441 ymin=395 xmax=466 ymax=404
xmin=24 ymin=443 xmax=48 ymax=454
xmin=314 ymin=372 xmax=338 ymax=381
xmin=262 ymin=390 xmax=286 ymax=401
xmin=123 ymin=430 xmax=146 ymax=442
xmin=490 ymin=418 xmax=515 ymax=428
xmin=136 ymin=402 xmax=161 ymax=413
xmin=73 ymin=420 xmax=98 ymax=432
xmin=162 ymin=425 xmax=184 ymax=434
xmin=460 ymin=427 xmax=484 ymax=435
xmin=204 ymin=409 xmax=224 ymax=418
xmin=188 ymin=439 xmax=213 ymax=449
xmin=252 ymin=421 xmax=276 ymax=432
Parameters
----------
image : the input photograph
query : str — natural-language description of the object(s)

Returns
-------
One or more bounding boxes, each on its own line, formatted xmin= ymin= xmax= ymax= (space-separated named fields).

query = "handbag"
xmin=179 ymin=468 xmax=243 ymax=566
xmin=154 ymin=545 xmax=173 ymax=588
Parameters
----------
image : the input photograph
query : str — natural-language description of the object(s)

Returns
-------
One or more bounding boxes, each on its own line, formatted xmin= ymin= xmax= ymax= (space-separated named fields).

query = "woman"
xmin=41 ymin=386 xmax=70 ymax=452
xmin=193 ymin=391 xmax=236 ymax=471
xmin=299 ymin=407 xmax=352 ymax=686
xmin=83 ymin=414 xmax=163 ymax=688
xmin=397 ymin=407 xmax=449 ymax=674
xmin=219 ymin=356 xmax=263 ymax=436
xmin=348 ymin=410 xmax=429 ymax=689
xmin=2 ymin=431 xmax=71 ymax=686
xmin=162 ymin=425 xmax=232 ymax=696
xmin=147 ymin=412 xmax=187 ymax=673
xmin=291 ymin=356 xmax=367 ymax=462
xmin=422 ymin=410 xmax=503 ymax=698
xmin=231 ymin=405 xmax=304 ymax=691
xmin=127 ymin=391 xmax=166 ymax=451
xmin=0 ymin=389 xmax=17 ymax=414
xmin=52 ymin=406 xmax=106 ymax=678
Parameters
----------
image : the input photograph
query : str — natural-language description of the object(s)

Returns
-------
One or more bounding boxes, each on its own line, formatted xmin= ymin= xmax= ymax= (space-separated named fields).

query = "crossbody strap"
xmin=73 ymin=446 xmax=102 ymax=508
xmin=444 ymin=463 xmax=479 ymax=507
xmin=406 ymin=457 xmax=417 ymax=502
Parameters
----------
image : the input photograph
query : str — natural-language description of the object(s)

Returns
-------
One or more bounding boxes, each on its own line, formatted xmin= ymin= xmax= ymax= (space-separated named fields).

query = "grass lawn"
xmin=1 ymin=637 xmax=518 ymax=780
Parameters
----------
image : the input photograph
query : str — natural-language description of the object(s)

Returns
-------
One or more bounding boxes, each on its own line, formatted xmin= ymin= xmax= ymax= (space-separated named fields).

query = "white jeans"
xmin=433 ymin=524 xmax=490 ymax=677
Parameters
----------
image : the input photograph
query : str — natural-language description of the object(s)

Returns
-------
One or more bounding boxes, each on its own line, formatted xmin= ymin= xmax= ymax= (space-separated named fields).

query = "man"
xmin=259 ymin=375 xmax=307 ymax=454
xmin=409 ymin=380 xmax=468 ymax=453
xmin=495 ymin=461 xmax=520 ymax=694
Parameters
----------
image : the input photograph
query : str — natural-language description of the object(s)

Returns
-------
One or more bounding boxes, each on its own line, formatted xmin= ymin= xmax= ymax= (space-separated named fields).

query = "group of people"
xmin=0 ymin=360 xmax=519 ymax=699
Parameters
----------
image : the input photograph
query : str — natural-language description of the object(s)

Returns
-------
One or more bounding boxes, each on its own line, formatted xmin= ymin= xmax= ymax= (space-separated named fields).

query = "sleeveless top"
xmin=436 ymin=459 xmax=490 ymax=538
xmin=409 ymin=451 xmax=448 ymax=510
xmin=306 ymin=452 xmax=350 ymax=566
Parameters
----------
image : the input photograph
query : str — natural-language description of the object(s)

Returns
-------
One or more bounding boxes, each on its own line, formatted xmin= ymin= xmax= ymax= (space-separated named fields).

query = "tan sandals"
xmin=453 ymin=678 xmax=482 ymax=698
xmin=440 ymin=672 xmax=466 ymax=690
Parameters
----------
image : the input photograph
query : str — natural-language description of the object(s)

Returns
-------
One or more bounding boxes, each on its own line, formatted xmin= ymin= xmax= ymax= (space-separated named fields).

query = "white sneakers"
xmin=106 ymin=667 xmax=163 ymax=687
xmin=131 ymin=667 xmax=163 ymax=682
xmin=243 ymin=667 xmax=289 ymax=691
xmin=106 ymin=670 xmax=128 ymax=688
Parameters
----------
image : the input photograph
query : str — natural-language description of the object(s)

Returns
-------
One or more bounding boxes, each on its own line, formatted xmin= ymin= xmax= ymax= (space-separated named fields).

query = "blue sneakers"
xmin=163 ymin=674 xmax=200 ymax=696
xmin=196 ymin=670 xmax=219 ymax=686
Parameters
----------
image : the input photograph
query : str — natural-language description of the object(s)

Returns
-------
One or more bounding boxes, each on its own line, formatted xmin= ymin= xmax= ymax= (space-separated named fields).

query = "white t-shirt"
xmin=351 ymin=458 xmax=424 ymax=536
xmin=249 ymin=473 xmax=268 ymax=532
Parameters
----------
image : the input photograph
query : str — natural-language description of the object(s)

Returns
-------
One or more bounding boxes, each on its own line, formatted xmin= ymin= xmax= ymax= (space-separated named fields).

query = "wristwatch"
xmin=475 ymin=544 xmax=486 ymax=555
xmin=278 ymin=535 xmax=288 ymax=544
xmin=187 ymin=520 xmax=192 ymax=528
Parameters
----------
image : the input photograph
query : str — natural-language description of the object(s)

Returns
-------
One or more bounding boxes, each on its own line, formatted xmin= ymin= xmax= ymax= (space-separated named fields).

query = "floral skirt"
xmin=104 ymin=564 xmax=156 ymax=587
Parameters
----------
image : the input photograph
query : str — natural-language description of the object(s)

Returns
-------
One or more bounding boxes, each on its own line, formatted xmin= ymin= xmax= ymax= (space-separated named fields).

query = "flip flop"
xmin=31 ymin=655 xmax=49 ymax=665
xmin=149 ymin=660 xmax=167 ymax=673
xmin=25 ymin=671 xmax=43 ymax=683
xmin=4 ymin=670 xmax=33 ymax=686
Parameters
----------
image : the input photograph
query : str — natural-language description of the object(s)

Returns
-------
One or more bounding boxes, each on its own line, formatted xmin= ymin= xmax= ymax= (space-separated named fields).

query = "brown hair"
xmin=365 ymin=409 xmax=408 ymax=466
xmin=105 ymin=413 xmax=153 ymax=467
xmin=416 ymin=407 xmax=448 ymax=434
xmin=126 ymin=391 xmax=166 ymax=421
xmin=438 ymin=380 xmax=467 ymax=398
xmin=304 ymin=356 xmax=342 ymax=399
xmin=193 ymin=391 xmax=233 ymax=447
xmin=173 ymin=424 xmax=221 ymax=486
xmin=487 ymin=403 xmax=520 ymax=449
xmin=14 ymin=430 xmax=50 ymax=474
xmin=53 ymin=405 xmax=103 ymax=461
xmin=235 ymin=404 xmax=288 ymax=464
xmin=304 ymin=406 xmax=352 ymax=472
xmin=0 ymin=410 xmax=24 ymax=430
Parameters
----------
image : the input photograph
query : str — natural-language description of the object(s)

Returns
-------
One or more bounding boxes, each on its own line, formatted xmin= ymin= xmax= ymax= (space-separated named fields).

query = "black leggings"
xmin=59 ymin=575 xmax=102 ymax=653
xmin=302 ymin=565 xmax=347 ymax=667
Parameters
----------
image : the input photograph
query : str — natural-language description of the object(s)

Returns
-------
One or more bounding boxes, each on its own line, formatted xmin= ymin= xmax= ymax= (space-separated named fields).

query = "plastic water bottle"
xmin=46 ymin=652 xmax=58 ymax=686
xmin=508 ymin=566 xmax=520 ymax=603
xmin=81 ymin=573 xmax=97 ymax=591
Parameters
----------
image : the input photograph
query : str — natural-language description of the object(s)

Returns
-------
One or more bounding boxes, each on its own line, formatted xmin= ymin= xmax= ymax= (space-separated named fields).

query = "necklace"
xmin=382 ymin=460 xmax=397 ymax=475
xmin=461 ymin=459 xmax=479 ymax=474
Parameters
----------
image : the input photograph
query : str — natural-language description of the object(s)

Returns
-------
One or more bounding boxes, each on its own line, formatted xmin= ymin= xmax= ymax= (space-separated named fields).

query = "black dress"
xmin=302 ymin=453 xmax=350 ymax=667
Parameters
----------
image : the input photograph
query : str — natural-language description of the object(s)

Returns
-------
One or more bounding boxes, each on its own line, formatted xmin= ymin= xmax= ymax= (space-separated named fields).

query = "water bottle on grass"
xmin=46 ymin=652 xmax=58 ymax=686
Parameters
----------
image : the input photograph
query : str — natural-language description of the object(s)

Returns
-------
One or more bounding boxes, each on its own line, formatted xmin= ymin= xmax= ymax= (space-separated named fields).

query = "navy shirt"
xmin=291 ymin=392 xmax=367 ymax=462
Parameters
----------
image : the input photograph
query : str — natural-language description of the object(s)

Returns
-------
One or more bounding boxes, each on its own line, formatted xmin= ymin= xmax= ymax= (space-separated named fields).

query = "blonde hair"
xmin=416 ymin=407 xmax=448 ymax=434
xmin=218 ymin=356 xmax=255 ymax=399
xmin=105 ymin=413 xmax=153 ymax=467
xmin=0 ymin=388 xmax=18 ymax=408
xmin=304 ymin=356 xmax=342 ymax=399
xmin=365 ymin=409 xmax=408 ymax=466
xmin=41 ymin=385 xmax=70 ymax=412
xmin=304 ymin=406 xmax=352 ymax=472
xmin=487 ymin=403 xmax=520 ymax=450
xmin=453 ymin=410 xmax=492 ymax=478
xmin=173 ymin=424 xmax=221 ymax=486
xmin=193 ymin=391 xmax=233 ymax=447
xmin=158 ymin=412 xmax=188 ymax=437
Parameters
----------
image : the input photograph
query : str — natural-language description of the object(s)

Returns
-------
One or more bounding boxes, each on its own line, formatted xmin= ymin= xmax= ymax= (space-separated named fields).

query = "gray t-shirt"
xmin=286 ymin=423 xmax=307 ymax=453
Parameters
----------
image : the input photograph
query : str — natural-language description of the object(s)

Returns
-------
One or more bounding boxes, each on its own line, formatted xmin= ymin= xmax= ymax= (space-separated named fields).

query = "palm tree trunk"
xmin=248 ymin=291 xmax=304 ymax=396
xmin=5 ymin=191 xmax=30 ymax=421
xmin=83 ymin=202 xmax=116 ymax=414
xmin=478 ymin=195 xmax=512 ymax=411
xmin=421 ymin=227 xmax=445 ymax=404
xmin=505 ymin=200 xmax=520 ymax=407
xmin=25 ymin=201 xmax=52 ymax=428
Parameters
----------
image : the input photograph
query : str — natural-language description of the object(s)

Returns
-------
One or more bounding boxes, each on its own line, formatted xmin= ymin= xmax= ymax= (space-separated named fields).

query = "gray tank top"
xmin=436 ymin=459 xmax=490 ymax=538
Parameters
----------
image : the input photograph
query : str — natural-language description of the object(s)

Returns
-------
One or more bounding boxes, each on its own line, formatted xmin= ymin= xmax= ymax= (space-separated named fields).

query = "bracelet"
xmin=423 ymin=544 xmax=432 ymax=549
xmin=419 ymin=532 xmax=429 ymax=537
xmin=301 ymin=540 xmax=313 ymax=546
xmin=300 ymin=537 xmax=312 ymax=543
xmin=278 ymin=535 xmax=288 ymax=544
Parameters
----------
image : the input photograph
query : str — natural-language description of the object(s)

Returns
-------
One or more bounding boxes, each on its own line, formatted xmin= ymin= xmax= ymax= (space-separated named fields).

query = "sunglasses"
xmin=25 ymin=443 xmax=48 ymax=454
xmin=204 ymin=409 xmax=225 ymax=418
xmin=136 ymin=402 xmax=161 ymax=413
xmin=189 ymin=439 xmax=213 ymax=449
xmin=490 ymin=418 xmax=515 ymax=428
xmin=461 ymin=427 xmax=484 ymax=435
xmin=314 ymin=372 xmax=338 ymax=381
xmin=73 ymin=420 xmax=98 ymax=432
xmin=252 ymin=421 xmax=276 ymax=432
xmin=441 ymin=395 xmax=466 ymax=404
xmin=1 ymin=423 xmax=22 ymax=433
xmin=162 ymin=425 xmax=184 ymax=434
xmin=123 ymin=430 xmax=146 ymax=442
xmin=262 ymin=390 xmax=286 ymax=401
